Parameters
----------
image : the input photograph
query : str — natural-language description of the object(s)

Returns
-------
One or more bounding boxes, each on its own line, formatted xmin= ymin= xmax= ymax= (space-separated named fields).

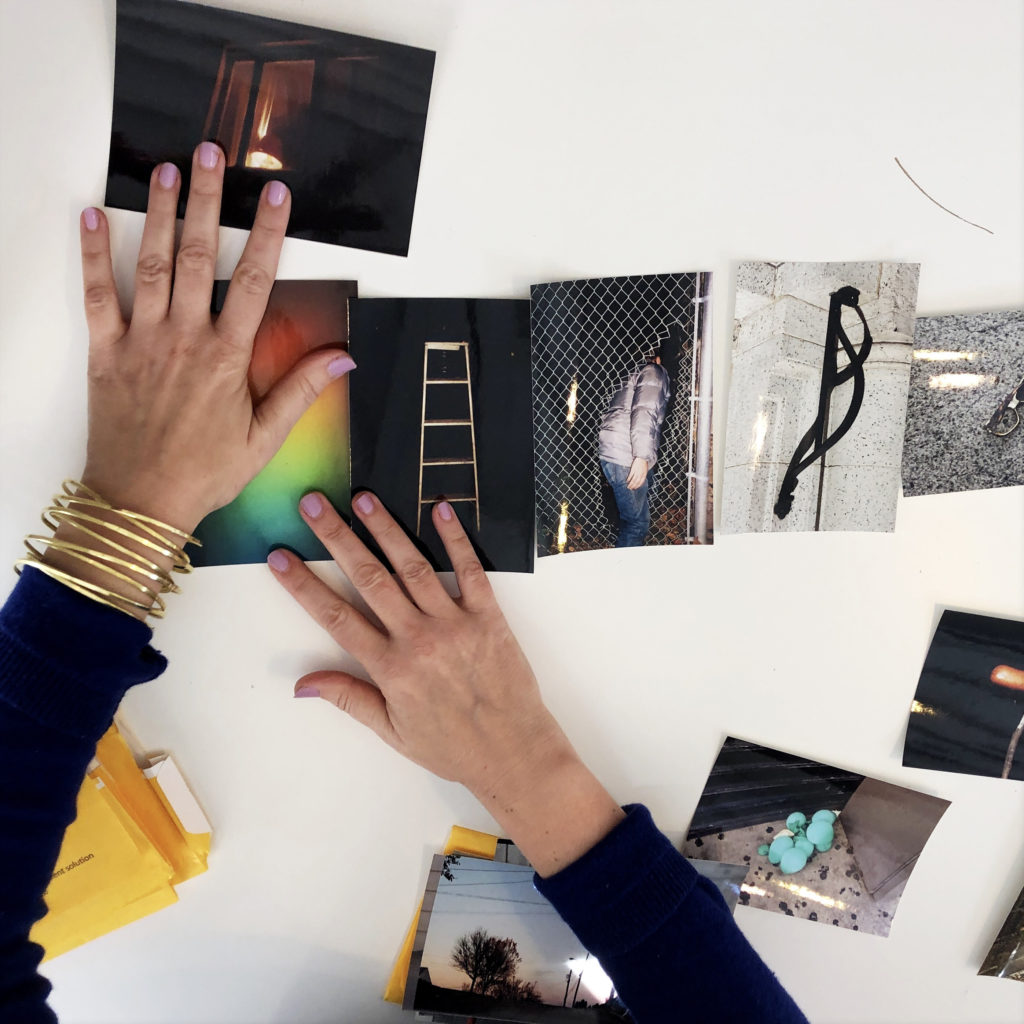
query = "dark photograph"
xmin=107 ymin=0 xmax=434 ymax=255
xmin=979 ymin=884 xmax=1024 ymax=982
xmin=531 ymin=273 xmax=713 ymax=556
xmin=682 ymin=738 xmax=949 ymax=937
xmin=193 ymin=280 xmax=356 ymax=566
xmin=903 ymin=610 xmax=1024 ymax=781
xmin=348 ymin=299 xmax=534 ymax=573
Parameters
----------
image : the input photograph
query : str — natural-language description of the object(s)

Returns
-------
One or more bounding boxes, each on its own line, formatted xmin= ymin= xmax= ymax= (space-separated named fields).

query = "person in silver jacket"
xmin=598 ymin=347 xmax=671 ymax=546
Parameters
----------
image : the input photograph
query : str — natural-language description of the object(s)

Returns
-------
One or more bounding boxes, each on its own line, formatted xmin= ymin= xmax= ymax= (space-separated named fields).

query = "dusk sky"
xmin=418 ymin=858 xmax=612 ymax=1007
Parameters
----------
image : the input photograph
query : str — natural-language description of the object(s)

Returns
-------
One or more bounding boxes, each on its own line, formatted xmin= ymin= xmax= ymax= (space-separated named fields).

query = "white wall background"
xmin=1 ymin=2 xmax=1021 ymax=1022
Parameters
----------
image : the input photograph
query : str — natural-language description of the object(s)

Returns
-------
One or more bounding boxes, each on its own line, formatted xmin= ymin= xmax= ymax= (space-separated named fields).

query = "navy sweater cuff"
xmin=534 ymin=803 xmax=698 ymax=957
xmin=0 ymin=568 xmax=167 ymax=739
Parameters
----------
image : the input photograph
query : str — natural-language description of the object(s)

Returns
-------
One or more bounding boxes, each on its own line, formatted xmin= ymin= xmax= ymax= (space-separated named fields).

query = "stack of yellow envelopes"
xmin=29 ymin=722 xmax=211 ymax=960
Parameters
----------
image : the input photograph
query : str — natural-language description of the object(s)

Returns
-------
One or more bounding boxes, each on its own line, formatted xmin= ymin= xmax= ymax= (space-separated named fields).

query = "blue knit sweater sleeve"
xmin=534 ymin=804 xmax=809 ymax=1023
xmin=0 ymin=568 xmax=167 ymax=1024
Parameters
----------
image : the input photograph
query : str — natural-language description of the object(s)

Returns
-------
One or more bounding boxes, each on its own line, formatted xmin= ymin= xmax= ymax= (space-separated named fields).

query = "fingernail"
xmin=437 ymin=501 xmax=454 ymax=521
xmin=83 ymin=207 xmax=100 ymax=231
xmin=267 ymin=180 xmax=288 ymax=207
xmin=267 ymin=550 xmax=289 ymax=572
xmin=300 ymin=493 xmax=324 ymax=518
xmin=158 ymin=162 xmax=179 ymax=189
xmin=294 ymin=686 xmax=321 ymax=699
xmin=328 ymin=354 xmax=356 ymax=379
xmin=354 ymin=492 xmax=375 ymax=515
xmin=198 ymin=141 xmax=221 ymax=169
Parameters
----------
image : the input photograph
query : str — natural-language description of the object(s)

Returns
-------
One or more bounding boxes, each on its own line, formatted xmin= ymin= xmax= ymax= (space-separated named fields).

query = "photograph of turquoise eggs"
xmin=681 ymin=739 xmax=950 ymax=937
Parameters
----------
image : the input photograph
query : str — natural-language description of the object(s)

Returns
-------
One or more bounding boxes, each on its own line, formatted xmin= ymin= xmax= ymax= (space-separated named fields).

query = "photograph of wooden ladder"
xmin=417 ymin=342 xmax=481 ymax=533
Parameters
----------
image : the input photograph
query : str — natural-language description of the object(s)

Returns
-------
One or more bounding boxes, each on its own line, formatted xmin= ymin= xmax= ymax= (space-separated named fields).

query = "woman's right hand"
xmin=267 ymin=493 xmax=625 ymax=876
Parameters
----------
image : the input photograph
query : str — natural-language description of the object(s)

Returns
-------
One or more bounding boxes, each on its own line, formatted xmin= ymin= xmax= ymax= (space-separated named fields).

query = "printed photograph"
xmin=901 ymin=310 xmax=1024 ymax=496
xmin=902 ymin=610 xmax=1024 ymax=781
xmin=682 ymin=738 xmax=950 ymax=937
xmin=531 ymin=273 xmax=713 ymax=556
xmin=192 ymin=280 xmax=355 ymax=566
xmin=722 ymin=261 xmax=920 ymax=533
xmin=107 ymin=0 xmax=434 ymax=256
xmin=406 ymin=855 xmax=633 ymax=1022
xmin=348 ymin=299 xmax=535 ymax=573
xmin=979 ymin=884 xmax=1024 ymax=982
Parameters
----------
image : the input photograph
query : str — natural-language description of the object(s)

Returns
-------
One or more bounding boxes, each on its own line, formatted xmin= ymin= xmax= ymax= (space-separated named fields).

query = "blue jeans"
xmin=601 ymin=459 xmax=650 ymax=547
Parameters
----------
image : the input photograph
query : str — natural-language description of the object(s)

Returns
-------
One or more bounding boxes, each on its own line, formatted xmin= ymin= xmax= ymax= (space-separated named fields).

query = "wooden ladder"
xmin=417 ymin=342 xmax=480 ymax=533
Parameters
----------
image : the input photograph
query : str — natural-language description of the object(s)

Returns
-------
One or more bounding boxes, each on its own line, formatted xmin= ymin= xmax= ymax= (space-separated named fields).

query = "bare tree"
xmin=450 ymin=929 xmax=522 ymax=995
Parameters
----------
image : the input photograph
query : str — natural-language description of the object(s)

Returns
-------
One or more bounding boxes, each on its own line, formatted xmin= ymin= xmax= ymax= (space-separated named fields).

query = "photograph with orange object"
xmin=903 ymin=610 xmax=1024 ymax=781
xmin=106 ymin=0 xmax=435 ymax=255
xmin=192 ymin=280 xmax=356 ymax=566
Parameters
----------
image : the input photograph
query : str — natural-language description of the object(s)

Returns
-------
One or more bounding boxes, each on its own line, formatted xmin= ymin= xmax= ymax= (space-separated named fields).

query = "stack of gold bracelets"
xmin=14 ymin=480 xmax=200 ymax=620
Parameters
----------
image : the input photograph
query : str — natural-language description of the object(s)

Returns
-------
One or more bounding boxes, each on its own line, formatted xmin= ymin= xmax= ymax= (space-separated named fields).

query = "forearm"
xmin=0 ymin=570 xmax=167 ymax=1018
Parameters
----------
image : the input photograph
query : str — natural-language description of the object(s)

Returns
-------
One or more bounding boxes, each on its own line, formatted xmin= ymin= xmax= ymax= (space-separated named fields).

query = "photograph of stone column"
xmin=722 ymin=261 xmax=919 ymax=533
xmin=901 ymin=311 xmax=1024 ymax=496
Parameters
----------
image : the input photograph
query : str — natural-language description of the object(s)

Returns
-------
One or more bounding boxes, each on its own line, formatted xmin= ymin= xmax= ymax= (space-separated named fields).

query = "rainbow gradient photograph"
xmin=192 ymin=280 xmax=356 ymax=566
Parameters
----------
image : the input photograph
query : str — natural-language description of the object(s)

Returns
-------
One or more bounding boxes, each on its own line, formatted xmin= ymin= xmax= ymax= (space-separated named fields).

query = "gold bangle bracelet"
xmin=14 ymin=558 xmax=164 ymax=618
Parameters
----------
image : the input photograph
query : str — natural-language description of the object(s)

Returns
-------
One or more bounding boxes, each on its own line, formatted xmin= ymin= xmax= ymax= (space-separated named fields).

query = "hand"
xmin=626 ymin=456 xmax=649 ymax=489
xmin=78 ymin=141 xmax=354 ymax=535
xmin=268 ymin=493 xmax=624 ymax=875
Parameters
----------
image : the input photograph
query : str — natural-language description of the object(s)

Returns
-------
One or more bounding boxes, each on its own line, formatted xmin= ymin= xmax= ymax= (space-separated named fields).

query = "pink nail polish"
xmin=294 ymin=686 xmax=321 ymax=699
xmin=267 ymin=550 xmax=289 ymax=572
xmin=355 ymin=493 xmax=375 ymax=515
xmin=158 ymin=162 xmax=179 ymax=189
xmin=83 ymin=207 xmax=100 ymax=231
xmin=328 ymin=354 xmax=356 ymax=379
xmin=300 ymin=493 xmax=323 ymax=518
xmin=267 ymin=181 xmax=288 ymax=207
xmin=198 ymin=141 xmax=221 ymax=169
xmin=437 ymin=501 xmax=454 ymax=522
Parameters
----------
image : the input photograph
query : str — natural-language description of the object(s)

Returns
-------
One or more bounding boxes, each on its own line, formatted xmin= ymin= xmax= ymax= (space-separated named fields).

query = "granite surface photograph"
xmin=107 ymin=0 xmax=434 ymax=255
xmin=682 ymin=737 xmax=950 ymax=936
xmin=903 ymin=610 xmax=1024 ymax=781
xmin=348 ymin=299 xmax=535 ymax=574
xmin=192 ymin=280 xmax=356 ymax=566
xmin=901 ymin=310 xmax=1024 ymax=496
xmin=722 ymin=261 xmax=920 ymax=533
xmin=531 ymin=273 xmax=713 ymax=556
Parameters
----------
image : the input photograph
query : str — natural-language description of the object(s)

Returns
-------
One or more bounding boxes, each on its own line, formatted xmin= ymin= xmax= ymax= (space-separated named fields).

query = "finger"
xmin=992 ymin=665 xmax=1024 ymax=691
xmin=351 ymin=492 xmax=454 ymax=617
xmin=266 ymin=548 xmax=388 ymax=666
xmin=216 ymin=180 xmax=291 ymax=351
xmin=293 ymin=670 xmax=399 ymax=745
xmin=80 ymin=207 xmax=126 ymax=346
xmin=296 ymin=493 xmax=422 ymax=632
xmin=251 ymin=351 xmax=355 ymax=464
xmin=132 ymin=162 xmax=181 ymax=325
xmin=169 ymin=141 xmax=224 ymax=322
xmin=432 ymin=502 xmax=495 ymax=613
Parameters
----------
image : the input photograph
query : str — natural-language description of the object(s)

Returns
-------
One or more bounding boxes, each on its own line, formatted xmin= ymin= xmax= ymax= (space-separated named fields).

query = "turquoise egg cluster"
xmin=755 ymin=809 xmax=837 ymax=875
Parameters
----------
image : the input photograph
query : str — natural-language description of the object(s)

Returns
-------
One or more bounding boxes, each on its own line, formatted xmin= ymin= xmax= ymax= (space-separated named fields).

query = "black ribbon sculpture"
xmin=774 ymin=285 xmax=872 ymax=524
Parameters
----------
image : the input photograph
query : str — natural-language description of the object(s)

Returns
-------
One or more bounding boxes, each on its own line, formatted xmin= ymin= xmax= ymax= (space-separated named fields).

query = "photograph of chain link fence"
xmin=531 ymin=273 xmax=713 ymax=556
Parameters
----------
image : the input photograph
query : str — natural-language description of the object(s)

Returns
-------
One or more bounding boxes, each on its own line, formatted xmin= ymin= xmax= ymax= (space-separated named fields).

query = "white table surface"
xmin=1 ymin=2 xmax=1022 ymax=1022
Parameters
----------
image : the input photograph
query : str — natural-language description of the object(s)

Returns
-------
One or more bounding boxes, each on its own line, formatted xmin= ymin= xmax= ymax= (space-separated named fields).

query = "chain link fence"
xmin=531 ymin=273 xmax=711 ymax=555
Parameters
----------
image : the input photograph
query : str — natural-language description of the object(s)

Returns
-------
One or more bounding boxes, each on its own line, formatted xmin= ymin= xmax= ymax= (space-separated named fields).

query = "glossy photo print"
xmin=681 ymin=738 xmax=950 ymax=936
xmin=979 ymin=885 xmax=1024 ymax=982
xmin=902 ymin=610 xmax=1024 ymax=781
xmin=406 ymin=855 xmax=633 ymax=1022
xmin=107 ymin=0 xmax=434 ymax=256
xmin=901 ymin=311 xmax=1024 ymax=496
xmin=531 ymin=273 xmax=713 ymax=556
xmin=192 ymin=280 xmax=356 ymax=566
xmin=722 ymin=261 xmax=920 ymax=533
xmin=348 ymin=299 xmax=534 ymax=573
